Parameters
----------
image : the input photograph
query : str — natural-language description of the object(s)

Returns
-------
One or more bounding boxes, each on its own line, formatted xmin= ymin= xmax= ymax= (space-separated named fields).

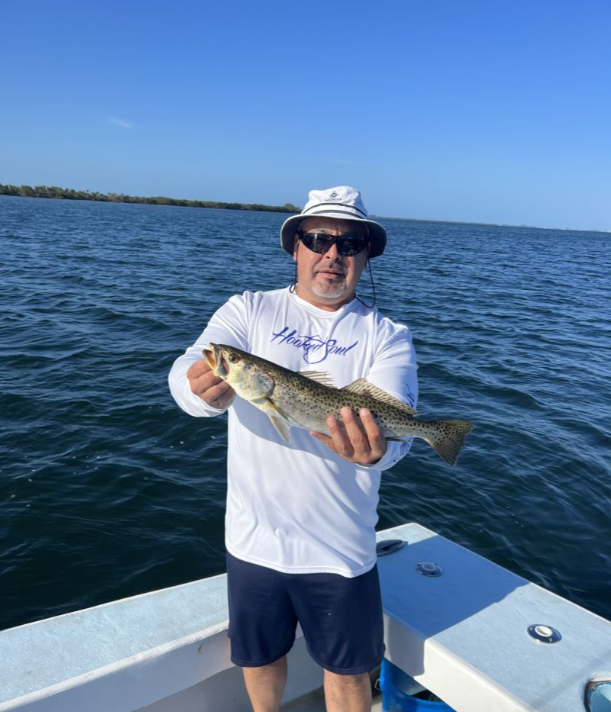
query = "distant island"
xmin=0 ymin=183 xmax=301 ymax=214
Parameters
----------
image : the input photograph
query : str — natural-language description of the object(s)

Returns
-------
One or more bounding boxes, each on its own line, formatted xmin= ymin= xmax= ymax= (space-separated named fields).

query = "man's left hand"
xmin=311 ymin=407 xmax=388 ymax=466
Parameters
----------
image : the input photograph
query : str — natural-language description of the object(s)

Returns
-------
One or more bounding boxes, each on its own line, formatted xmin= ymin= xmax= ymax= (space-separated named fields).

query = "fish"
xmin=203 ymin=343 xmax=474 ymax=465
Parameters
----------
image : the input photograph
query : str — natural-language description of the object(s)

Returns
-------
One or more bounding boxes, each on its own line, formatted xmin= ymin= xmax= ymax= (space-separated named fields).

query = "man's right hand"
xmin=187 ymin=359 xmax=236 ymax=410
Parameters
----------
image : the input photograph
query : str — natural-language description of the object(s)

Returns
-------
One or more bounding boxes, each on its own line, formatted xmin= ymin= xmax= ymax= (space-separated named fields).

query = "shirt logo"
xmin=271 ymin=326 xmax=358 ymax=364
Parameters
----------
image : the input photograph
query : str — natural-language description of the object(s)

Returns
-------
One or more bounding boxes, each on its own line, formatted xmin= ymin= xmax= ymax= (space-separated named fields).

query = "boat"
xmin=1 ymin=522 xmax=610 ymax=711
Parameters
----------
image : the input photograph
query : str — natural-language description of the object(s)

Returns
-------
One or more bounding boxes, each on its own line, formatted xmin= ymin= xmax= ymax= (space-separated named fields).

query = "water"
xmin=1 ymin=196 xmax=610 ymax=632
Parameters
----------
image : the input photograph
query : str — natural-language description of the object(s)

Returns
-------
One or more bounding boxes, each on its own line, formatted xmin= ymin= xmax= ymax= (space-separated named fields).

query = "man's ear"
xmin=293 ymin=235 xmax=299 ymax=262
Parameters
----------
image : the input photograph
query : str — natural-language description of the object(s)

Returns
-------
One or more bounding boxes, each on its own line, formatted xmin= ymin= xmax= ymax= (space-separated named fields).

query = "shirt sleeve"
xmin=360 ymin=321 xmax=419 ymax=471
xmin=168 ymin=293 xmax=251 ymax=418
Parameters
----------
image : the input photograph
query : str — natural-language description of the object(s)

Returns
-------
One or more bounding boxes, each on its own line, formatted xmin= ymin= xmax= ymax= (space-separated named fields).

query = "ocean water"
xmin=1 ymin=195 xmax=610 ymax=632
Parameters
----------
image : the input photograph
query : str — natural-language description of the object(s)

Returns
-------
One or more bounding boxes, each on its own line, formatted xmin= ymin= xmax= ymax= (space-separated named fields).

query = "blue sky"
xmin=1 ymin=0 xmax=610 ymax=230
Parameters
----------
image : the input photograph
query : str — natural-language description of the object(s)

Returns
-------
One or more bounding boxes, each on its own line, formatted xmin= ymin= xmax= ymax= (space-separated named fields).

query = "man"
xmin=169 ymin=186 xmax=418 ymax=712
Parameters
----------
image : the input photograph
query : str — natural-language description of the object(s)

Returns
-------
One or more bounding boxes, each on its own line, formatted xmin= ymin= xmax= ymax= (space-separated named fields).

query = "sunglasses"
xmin=298 ymin=231 xmax=368 ymax=257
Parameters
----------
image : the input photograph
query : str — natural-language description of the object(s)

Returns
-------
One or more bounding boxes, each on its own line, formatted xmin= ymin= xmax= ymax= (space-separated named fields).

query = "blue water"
xmin=1 ymin=195 xmax=610 ymax=632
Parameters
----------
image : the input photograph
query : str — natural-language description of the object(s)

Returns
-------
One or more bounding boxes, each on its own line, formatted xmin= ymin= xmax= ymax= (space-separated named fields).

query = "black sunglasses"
xmin=297 ymin=231 xmax=368 ymax=257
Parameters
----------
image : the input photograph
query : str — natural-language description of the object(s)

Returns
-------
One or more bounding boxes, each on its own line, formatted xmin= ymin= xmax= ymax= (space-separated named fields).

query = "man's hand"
xmin=310 ymin=407 xmax=387 ymax=466
xmin=187 ymin=359 xmax=236 ymax=410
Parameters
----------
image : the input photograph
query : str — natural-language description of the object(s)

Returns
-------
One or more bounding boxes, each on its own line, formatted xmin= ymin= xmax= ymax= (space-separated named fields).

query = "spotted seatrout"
xmin=203 ymin=343 xmax=474 ymax=465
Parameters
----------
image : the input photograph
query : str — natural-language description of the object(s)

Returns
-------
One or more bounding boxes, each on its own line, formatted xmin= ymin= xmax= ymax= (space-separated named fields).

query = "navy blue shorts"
xmin=226 ymin=552 xmax=385 ymax=675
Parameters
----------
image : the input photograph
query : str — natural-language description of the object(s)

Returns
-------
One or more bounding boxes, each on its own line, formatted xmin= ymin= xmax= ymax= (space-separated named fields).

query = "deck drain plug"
xmin=527 ymin=624 xmax=562 ymax=643
xmin=416 ymin=561 xmax=443 ymax=577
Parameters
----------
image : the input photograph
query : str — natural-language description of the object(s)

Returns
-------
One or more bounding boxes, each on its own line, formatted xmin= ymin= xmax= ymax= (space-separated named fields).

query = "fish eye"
xmin=228 ymin=354 xmax=240 ymax=363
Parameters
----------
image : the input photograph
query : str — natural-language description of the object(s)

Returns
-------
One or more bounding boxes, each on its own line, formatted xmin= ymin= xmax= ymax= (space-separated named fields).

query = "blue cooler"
xmin=379 ymin=659 xmax=456 ymax=712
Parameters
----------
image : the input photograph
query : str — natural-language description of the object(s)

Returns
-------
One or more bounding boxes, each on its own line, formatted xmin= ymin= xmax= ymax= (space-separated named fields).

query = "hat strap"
xmin=355 ymin=260 xmax=376 ymax=309
xmin=289 ymin=260 xmax=298 ymax=294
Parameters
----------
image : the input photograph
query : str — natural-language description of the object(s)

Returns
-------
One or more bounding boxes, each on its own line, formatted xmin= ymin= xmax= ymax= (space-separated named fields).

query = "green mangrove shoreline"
xmin=0 ymin=183 xmax=300 ymax=214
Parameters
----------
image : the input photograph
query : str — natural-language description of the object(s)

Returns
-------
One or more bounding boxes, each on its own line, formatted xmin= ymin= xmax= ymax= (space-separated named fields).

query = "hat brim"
xmin=280 ymin=211 xmax=387 ymax=259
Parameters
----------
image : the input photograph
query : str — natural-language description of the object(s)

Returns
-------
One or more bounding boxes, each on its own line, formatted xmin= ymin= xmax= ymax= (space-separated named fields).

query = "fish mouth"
xmin=203 ymin=346 xmax=217 ymax=369
xmin=204 ymin=343 xmax=229 ymax=377
xmin=204 ymin=343 xmax=229 ymax=380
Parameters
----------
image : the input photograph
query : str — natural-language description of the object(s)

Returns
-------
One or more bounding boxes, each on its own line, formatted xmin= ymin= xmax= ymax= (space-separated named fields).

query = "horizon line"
xmin=1 ymin=182 xmax=608 ymax=235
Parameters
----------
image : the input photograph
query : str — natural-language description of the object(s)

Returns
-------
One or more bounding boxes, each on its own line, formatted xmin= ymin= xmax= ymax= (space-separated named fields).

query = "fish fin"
xmin=422 ymin=420 xmax=474 ymax=466
xmin=341 ymin=379 xmax=418 ymax=416
xmin=299 ymin=370 xmax=335 ymax=387
xmin=265 ymin=398 xmax=292 ymax=421
xmin=268 ymin=414 xmax=291 ymax=443
xmin=264 ymin=398 xmax=292 ymax=443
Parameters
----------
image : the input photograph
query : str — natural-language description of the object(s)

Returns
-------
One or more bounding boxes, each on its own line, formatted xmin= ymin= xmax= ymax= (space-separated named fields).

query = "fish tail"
xmin=423 ymin=420 xmax=474 ymax=465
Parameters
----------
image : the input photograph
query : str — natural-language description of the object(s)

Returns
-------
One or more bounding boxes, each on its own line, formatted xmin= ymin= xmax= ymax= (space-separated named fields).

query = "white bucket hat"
xmin=280 ymin=186 xmax=387 ymax=258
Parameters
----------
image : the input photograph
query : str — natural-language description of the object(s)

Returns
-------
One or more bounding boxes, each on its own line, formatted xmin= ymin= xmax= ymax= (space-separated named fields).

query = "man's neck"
xmin=294 ymin=285 xmax=355 ymax=312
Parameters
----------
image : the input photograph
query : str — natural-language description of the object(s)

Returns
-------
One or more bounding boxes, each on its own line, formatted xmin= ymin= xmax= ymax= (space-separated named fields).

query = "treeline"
xmin=0 ymin=183 xmax=301 ymax=214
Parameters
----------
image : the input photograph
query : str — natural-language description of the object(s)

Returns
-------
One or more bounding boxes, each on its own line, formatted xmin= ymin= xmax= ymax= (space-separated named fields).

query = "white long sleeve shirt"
xmin=169 ymin=287 xmax=418 ymax=577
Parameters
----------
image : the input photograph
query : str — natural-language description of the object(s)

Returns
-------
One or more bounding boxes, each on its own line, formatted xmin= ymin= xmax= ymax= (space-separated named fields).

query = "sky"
xmin=1 ymin=0 xmax=610 ymax=231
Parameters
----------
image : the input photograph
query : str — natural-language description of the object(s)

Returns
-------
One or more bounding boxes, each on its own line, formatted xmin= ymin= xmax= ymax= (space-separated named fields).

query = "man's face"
xmin=292 ymin=217 xmax=370 ymax=311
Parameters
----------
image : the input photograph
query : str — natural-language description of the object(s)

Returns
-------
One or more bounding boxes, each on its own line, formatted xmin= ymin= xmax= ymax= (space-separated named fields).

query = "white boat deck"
xmin=1 ymin=522 xmax=610 ymax=712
